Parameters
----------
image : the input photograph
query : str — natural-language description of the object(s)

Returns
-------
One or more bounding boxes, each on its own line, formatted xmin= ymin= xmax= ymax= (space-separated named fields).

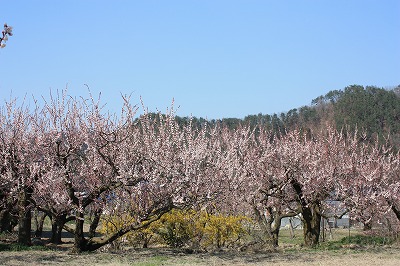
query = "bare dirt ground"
xmin=1 ymin=246 xmax=400 ymax=266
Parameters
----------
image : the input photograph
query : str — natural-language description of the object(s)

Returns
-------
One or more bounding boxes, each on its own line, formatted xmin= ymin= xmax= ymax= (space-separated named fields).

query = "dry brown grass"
xmin=1 ymin=227 xmax=399 ymax=265
xmin=1 ymin=246 xmax=400 ymax=266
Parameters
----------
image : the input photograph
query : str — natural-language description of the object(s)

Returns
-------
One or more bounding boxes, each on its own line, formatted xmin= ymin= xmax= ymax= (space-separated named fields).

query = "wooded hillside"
xmin=175 ymin=84 xmax=400 ymax=147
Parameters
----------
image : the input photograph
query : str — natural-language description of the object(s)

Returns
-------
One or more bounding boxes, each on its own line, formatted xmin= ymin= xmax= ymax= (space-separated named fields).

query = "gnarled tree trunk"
xmin=291 ymin=178 xmax=322 ymax=247
xmin=301 ymin=204 xmax=321 ymax=247
xmin=253 ymin=205 xmax=298 ymax=247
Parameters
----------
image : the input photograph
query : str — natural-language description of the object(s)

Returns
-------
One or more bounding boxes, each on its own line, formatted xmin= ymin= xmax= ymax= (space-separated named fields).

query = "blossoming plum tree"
xmin=0 ymin=98 xmax=38 ymax=245
xmin=30 ymin=92 xmax=225 ymax=252
xmin=228 ymin=125 xmax=371 ymax=247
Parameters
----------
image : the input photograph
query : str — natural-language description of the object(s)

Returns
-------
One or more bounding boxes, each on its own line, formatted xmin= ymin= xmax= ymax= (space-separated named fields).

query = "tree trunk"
xmin=268 ymin=228 xmax=280 ymax=247
xmin=50 ymin=215 xmax=67 ymax=244
xmin=54 ymin=213 xmax=69 ymax=244
xmin=269 ymin=215 xmax=282 ymax=247
xmin=142 ymin=234 xmax=152 ymax=248
xmin=71 ymin=202 xmax=173 ymax=252
xmin=50 ymin=221 xmax=57 ymax=242
xmin=56 ymin=222 xmax=64 ymax=243
xmin=252 ymin=206 xmax=285 ymax=247
xmin=0 ymin=209 xmax=12 ymax=233
xmin=88 ymin=209 xmax=102 ymax=239
xmin=363 ymin=221 xmax=372 ymax=231
xmin=17 ymin=189 xmax=32 ymax=246
xmin=301 ymin=205 xmax=321 ymax=247
xmin=34 ymin=210 xmax=46 ymax=238
xmin=73 ymin=212 xmax=87 ymax=253
xmin=391 ymin=205 xmax=400 ymax=221
xmin=290 ymin=179 xmax=321 ymax=247
xmin=289 ymin=218 xmax=296 ymax=239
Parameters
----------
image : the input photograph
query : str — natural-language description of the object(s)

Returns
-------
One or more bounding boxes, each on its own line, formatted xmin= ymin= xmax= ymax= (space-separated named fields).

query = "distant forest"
xmin=174 ymin=84 xmax=400 ymax=147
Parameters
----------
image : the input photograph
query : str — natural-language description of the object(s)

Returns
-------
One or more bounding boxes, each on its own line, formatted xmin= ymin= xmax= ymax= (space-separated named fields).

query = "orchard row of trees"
xmin=0 ymin=92 xmax=231 ymax=252
xmin=1 ymin=90 xmax=399 ymax=252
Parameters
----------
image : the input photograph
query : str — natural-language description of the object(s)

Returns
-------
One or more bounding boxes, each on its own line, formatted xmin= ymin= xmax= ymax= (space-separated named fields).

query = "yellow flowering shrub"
xmin=99 ymin=209 xmax=251 ymax=249
xmin=99 ymin=213 xmax=159 ymax=248
xmin=154 ymin=209 xmax=251 ymax=249
xmin=202 ymin=212 xmax=250 ymax=248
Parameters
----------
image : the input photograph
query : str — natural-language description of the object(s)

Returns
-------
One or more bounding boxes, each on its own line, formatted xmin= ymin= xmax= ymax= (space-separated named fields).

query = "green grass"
xmin=340 ymin=234 xmax=395 ymax=246
xmin=277 ymin=228 xmax=395 ymax=251
xmin=130 ymin=255 xmax=169 ymax=266
xmin=278 ymin=229 xmax=304 ymax=246
xmin=0 ymin=242 xmax=50 ymax=251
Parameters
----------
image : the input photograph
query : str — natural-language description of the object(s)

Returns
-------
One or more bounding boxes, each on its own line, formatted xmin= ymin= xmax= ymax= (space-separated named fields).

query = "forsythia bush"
xmin=202 ymin=212 xmax=250 ymax=248
xmin=155 ymin=209 xmax=199 ymax=248
xmin=158 ymin=210 xmax=251 ymax=249
xmin=99 ymin=214 xmax=159 ymax=248
xmin=100 ymin=209 xmax=251 ymax=249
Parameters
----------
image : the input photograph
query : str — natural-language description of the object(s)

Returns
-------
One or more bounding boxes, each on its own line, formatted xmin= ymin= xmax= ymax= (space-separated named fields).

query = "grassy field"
xmin=1 ymin=228 xmax=400 ymax=266
xmin=1 ymin=245 xmax=400 ymax=266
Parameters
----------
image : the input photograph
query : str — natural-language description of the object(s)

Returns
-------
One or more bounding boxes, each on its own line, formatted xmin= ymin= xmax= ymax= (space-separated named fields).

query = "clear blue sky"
xmin=1 ymin=1 xmax=399 ymax=119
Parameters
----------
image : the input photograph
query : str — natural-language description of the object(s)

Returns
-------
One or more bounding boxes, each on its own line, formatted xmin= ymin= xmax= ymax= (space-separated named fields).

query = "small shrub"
xmin=153 ymin=209 xmax=251 ymax=249
xmin=202 ymin=213 xmax=250 ymax=248
xmin=99 ymin=213 xmax=162 ymax=249
xmin=155 ymin=209 xmax=196 ymax=248
xmin=100 ymin=209 xmax=252 ymax=250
